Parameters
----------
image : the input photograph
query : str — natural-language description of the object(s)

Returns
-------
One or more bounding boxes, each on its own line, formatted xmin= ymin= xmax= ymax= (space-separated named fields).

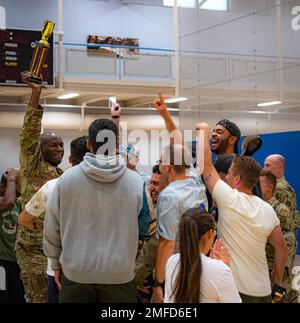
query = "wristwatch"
xmin=153 ymin=278 xmax=165 ymax=288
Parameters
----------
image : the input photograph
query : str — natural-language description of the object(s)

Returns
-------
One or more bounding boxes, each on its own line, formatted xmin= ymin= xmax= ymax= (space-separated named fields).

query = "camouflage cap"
xmin=241 ymin=135 xmax=262 ymax=157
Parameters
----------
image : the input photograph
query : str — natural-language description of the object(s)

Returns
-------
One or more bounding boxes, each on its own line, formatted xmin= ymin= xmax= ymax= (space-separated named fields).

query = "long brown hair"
xmin=172 ymin=208 xmax=216 ymax=303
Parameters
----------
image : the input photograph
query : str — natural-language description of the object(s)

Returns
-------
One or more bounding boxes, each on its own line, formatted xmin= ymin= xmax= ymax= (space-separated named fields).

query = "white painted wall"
xmin=1 ymin=0 xmax=299 ymax=55
xmin=179 ymin=110 xmax=300 ymax=135
xmin=2 ymin=0 xmax=173 ymax=49
xmin=179 ymin=1 xmax=300 ymax=58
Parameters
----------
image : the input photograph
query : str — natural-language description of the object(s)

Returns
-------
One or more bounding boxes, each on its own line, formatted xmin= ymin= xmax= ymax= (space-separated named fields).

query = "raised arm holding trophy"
xmin=22 ymin=19 xmax=55 ymax=84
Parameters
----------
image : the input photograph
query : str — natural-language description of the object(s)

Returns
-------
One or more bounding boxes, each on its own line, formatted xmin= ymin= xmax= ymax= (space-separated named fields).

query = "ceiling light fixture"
xmin=164 ymin=97 xmax=188 ymax=103
xmin=57 ymin=92 xmax=80 ymax=100
xmin=257 ymin=101 xmax=282 ymax=107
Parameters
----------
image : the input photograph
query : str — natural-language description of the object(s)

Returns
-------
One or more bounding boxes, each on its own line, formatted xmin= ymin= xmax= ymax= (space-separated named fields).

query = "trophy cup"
xmin=23 ymin=19 xmax=55 ymax=84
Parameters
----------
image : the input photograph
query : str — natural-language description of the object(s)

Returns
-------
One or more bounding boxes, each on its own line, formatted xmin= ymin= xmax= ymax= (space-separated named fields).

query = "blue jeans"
xmin=47 ymin=275 xmax=59 ymax=303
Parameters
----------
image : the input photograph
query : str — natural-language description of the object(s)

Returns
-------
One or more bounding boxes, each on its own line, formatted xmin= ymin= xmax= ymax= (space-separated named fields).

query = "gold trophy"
xmin=23 ymin=19 xmax=55 ymax=84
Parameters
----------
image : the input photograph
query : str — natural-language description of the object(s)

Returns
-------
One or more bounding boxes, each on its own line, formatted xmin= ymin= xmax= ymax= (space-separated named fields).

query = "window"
xmin=163 ymin=0 xmax=196 ymax=9
xmin=199 ymin=0 xmax=228 ymax=11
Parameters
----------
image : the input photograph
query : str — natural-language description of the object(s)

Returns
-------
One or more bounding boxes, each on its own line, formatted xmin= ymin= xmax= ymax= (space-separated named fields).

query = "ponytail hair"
xmin=172 ymin=208 xmax=216 ymax=303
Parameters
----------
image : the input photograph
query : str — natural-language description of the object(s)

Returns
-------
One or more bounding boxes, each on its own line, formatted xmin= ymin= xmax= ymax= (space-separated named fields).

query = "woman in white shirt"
xmin=164 ymin=208 xmax=241 ymax=303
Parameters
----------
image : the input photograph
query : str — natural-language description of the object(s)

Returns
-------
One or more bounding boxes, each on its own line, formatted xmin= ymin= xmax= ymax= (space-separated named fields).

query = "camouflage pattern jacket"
xmin=275 ymin=177 xmax=299 ymax=231
xmin=16 ymin=105 xmax=62 ymax=250
xmin=266 ymin=196 xmax=296 ymax=269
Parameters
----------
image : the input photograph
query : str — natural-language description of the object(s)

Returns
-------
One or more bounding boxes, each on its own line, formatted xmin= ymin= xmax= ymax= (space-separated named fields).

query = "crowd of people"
xmin=0 ymin=75 xmax=299 ymax=303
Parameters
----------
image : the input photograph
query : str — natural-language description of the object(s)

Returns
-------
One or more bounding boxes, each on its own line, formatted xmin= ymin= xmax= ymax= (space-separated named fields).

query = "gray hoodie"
xmin=44 ymin=153 xmax=149 ymax=284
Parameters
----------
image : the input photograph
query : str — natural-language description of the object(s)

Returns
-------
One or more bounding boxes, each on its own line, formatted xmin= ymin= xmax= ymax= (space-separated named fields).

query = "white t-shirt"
xmin=212 ymin=179 xmax=280 ymax=297
xmin=25 ymin=178 xmax=58 ymax=277
xmin=164 ymin=253 xmax=241 ymax=303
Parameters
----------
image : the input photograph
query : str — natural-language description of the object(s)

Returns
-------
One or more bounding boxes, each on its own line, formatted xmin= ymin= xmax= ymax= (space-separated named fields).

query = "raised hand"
xmin=21 ymin=72 xmax=43 ymax=91
xmin=152 ymin=92 xmax=168 ymax=114
xmin=5 ymin=168 xmax=19 ymax=180
xmin=111 ymin=103 xmax=121 ymax=117
xmin=210 ymin=239 xmax=231 ymax=267
xmin=195 ymin=122 xmax=210 ymax=133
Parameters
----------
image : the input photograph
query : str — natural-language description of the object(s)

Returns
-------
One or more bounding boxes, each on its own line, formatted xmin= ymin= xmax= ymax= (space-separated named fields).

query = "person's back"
xmin=214 ymin=180 xmax=279 ymax=296
xmin=197 ymin=122 xmax=287 ymax=303
xmin=164 ymin=209 xmax=241 ymax=303
xmin=157 ymin=175 xmax=207 ymax=231
xmin=44 ymin=118 xmax=151 ymax=302
xmin=46 ymin=153 xmax=146 ymax=284
xmin=165 ymin=253 xmax=239 ymax=303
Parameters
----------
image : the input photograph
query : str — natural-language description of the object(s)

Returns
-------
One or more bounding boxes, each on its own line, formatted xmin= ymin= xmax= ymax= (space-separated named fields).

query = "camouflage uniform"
xmin=275 ymin=177 xmax=299 ymax=229
xmin=274 ymin=177 xmax=299 ymax=302
xmin=135 ymin=190 xmax=157 ymax=302
xmin=266 ymin=196 xmax=297 ymax=302
xmin=135 ymin=236 xmax=158 ymax=286
xmin=15 ymin=105 xmax=62 ymax=303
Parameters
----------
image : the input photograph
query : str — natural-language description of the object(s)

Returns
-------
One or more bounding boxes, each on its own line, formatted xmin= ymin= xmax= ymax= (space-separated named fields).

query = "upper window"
xmin=199 ymin=0 xmax=228 ymax=11
xmin=163 ymin=0 xmax=196 ymax=9
xmin=163 ymin=0 xmax=228 ymax=11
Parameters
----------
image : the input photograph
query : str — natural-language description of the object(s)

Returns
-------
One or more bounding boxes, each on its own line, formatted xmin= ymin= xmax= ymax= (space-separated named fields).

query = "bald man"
xmin=264 ymin=154 xmax=299 ymax=302
xmin=264 ymin=155 xmax=298 ymax=227
xmin=15 ymin=73 xmax=64 ymax=303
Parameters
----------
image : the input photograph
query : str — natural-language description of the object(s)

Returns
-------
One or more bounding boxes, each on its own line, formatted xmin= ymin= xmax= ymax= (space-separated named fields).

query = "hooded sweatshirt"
xmin=43 ymin=153 xmax=150 ymax=284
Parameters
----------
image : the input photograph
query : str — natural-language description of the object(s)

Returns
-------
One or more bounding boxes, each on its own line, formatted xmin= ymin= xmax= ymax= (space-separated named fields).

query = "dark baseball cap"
xmin=216 ymin=119 xmax=241 ymax=154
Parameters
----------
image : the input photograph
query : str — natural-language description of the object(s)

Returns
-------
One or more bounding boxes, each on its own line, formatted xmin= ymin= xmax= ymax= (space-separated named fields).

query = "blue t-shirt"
xmin=157 ymin=175 xmax=207 ymax=241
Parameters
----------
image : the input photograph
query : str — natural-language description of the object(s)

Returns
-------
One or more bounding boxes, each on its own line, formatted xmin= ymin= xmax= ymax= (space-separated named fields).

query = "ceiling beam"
xmin=74 ymin=95 xmax=107 ymax=105
xmin=63 ymin=81 xmax=174 ymax=97
xmin=124 ymin=96 xmax=156 ymax=107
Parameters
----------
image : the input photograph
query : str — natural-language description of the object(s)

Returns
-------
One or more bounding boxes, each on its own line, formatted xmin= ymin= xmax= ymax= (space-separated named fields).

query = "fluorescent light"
xmin=163 ymin=0 xmax=196 ymax=8
xmin=257 ymin=101 xmax=282 ymax=107
xmin=248 ymin=110 xmax=269 ymax=114
xmin=165 ymin=97 xmax=188 ymax=103
xmin=57 ymin=92 xmax=80 ymax=100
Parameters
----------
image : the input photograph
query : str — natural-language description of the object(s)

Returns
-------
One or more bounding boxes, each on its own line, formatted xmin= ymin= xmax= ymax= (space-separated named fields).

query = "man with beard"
xmin=211 ymin=119 xmax=241 ymax=159
xmin=210 ymin=119 xmax=261 ymax=202
xmin=197 ymin=122 xmax=287 ymax=303
xmin=16 ymin=73 xmax=64 ymax=303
